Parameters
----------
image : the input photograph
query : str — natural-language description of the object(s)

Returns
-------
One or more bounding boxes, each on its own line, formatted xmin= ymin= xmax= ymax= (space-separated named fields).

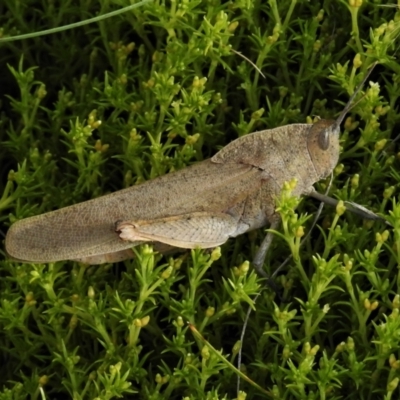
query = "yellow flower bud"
xmin=346 ymin=337 xmax=355 ymax=351
xmin=335 ymin=342 xmax=345 ymax=353
xmin=232 ymin=341 xmax=241 ymax=356
xmin=39 ymin=375 xmax=49 ymax=386
xmin=336 ymin=200 xmax=346 ymax=216
xmin=228 ymin=21 xmax=239 ymax=32
xmin=374 ymin=139 xmax=387 ymax=151
xmin=88 ymin=286 xmax=95 ymax=299
xmin=295 ymin=226 xmax=305 ymax=238
xmin=201 ymin=345 xmax=210 ymax=360
xmin=351 ymin=174 xmax=359 ymax=188
xmin=383 ymin=186 xmax=394 ymax=199
xmin=353 ymin=54 xmax=362 ymax=69
xmin=239 ymin=261 xmax=250 ymax=275
xmin=161 ymin=266 xmax=173 ymax=279
xmin=185 ymin=133 xmax=200 ymax=145
xmin=210 ymin=247 xmax=221 ymax=261
xmin=206 ymin=307 xmax=215 ymax=318
xmin=370 ymin=301 xmax=379 ymax=311
xmin=310 ymin=345 xmax=320 ymax=356
xmin=388 ymin=377 xmax=399 ymax=392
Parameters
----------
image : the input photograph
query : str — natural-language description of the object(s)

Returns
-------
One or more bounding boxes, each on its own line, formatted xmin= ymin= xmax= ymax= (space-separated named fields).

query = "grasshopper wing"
xmin=5 ymin=160 xmax=268 ymax=263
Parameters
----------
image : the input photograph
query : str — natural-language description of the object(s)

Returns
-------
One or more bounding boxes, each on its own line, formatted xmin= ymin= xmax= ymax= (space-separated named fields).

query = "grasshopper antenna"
xmin=333 ymin=61 xmax=378 ymax=129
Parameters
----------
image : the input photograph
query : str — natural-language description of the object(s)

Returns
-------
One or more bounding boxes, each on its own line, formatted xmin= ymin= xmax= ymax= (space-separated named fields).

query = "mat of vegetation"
xmin=1 ymin=1 xmax=400 ymax=399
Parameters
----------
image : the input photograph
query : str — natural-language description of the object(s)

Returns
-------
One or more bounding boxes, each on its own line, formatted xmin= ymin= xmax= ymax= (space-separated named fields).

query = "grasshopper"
xmin=5 ymin=64 xmax=381 ymax=271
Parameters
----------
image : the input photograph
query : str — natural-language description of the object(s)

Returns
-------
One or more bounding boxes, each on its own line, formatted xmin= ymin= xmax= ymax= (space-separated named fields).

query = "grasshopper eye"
xmin=318 ymin=128 xmax=330 ymax=150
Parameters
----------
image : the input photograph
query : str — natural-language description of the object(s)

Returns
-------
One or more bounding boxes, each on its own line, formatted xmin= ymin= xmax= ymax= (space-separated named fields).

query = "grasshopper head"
xmin=305 ymin=62 xmax=377 ymax=181
xmin=307 ymin=119 xmax=340 ymax=179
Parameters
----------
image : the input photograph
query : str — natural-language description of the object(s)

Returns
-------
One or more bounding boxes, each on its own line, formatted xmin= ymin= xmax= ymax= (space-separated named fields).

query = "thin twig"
xmin=231 ymin=49 xmax=266 ymax=79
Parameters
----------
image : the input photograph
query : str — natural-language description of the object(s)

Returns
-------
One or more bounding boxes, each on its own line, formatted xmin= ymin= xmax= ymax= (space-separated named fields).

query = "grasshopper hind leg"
xmin=115 ymin=211 xmax=241 ymax=249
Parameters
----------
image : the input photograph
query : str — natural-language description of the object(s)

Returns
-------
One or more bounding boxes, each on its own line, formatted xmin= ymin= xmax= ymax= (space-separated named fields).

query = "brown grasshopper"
xmin=5 ymin=64 xmax=381 ymax=272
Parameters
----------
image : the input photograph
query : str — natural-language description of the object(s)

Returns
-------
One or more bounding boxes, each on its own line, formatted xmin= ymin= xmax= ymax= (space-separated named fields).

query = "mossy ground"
xmin=1 ymin=1 xmax=400 ymax=399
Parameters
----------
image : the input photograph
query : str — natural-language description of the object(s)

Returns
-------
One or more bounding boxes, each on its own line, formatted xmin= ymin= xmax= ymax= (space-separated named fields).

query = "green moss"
xmin=1 ymin=1 xmax=400 ymax=399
